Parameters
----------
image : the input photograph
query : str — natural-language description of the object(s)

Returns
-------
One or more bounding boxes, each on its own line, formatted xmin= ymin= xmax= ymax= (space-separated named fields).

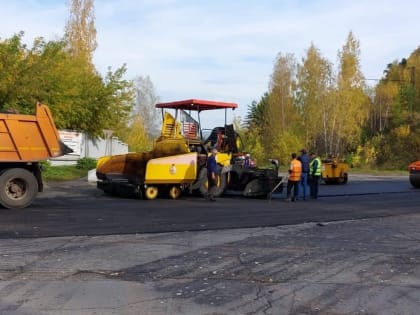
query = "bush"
xmin=43 ymin=165 xmax=87 ymax=181
xmin=76 ymin=157 xmax=97 ymax=170
xmin=40 ymin=160 xmax=52 ymax=172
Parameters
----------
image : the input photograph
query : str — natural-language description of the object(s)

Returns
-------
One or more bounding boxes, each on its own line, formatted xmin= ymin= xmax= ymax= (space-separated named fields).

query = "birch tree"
xmin=267 ymin=53 xmax=301 ymax=163
xmin=335 ymin=32 xmax=370 ymax=155
xmin=296 ymin=43 xmax=333 ymax=155
xmin=64 ymin=0 xmax=97 ymax=65
xmin=132 ymin=75 xmax=160 ymax=137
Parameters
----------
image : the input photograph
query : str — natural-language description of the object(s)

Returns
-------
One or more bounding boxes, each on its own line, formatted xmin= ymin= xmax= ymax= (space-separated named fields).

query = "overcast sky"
xmin=1 ymin=0 xmax=419 ymax=126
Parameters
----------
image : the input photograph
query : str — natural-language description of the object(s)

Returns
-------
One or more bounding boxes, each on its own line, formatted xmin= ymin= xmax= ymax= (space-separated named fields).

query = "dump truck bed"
xmin=0 ymin=103 xmax=65 ymax=162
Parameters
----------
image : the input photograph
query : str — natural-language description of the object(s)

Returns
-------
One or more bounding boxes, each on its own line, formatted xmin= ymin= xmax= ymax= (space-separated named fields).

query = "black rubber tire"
xmin=0 ymin=168 xmax=38 ymax=209
xmin=409 ymin=173 xmax=420 ymax=188
xmin=340 ymin=173 xmax=348 ymax=184
xmin=199 ymin=166 xmax=227 ymax=197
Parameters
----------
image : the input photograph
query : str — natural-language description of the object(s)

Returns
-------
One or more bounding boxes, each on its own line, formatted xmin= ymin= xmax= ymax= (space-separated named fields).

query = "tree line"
xmin=243 ymin=33 xmax=420 ymax=169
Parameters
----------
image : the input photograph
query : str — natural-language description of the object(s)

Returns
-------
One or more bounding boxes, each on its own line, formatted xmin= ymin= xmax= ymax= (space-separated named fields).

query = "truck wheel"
xmin=169 ymin=186 xmax=182 ymax=199
xmin=199 ymin=167 xmax=227 ymax=197
xmin=409 ymin=173 xmax=420 ymax=188
xmin=0 ymin=168 xmax=38 ymax=209
xmin=338 ymin=173 xmax=348 ymax=184
xmin=145 ymin=186 xmax=158 ymax=200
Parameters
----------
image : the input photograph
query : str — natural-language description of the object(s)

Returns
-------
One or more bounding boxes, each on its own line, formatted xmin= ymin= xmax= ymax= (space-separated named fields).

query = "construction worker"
xmin=206 ymin=148 xmax=218 ymax=201
xmin=309 ymin=152 xmax=322 ymax=199
xmin=298 ymin=148 xmax=310 ymax=200
xmin=286 ymin=153 xmax=302 ymax=202
xmin=244 ymin=153 xmax=251 ymax=168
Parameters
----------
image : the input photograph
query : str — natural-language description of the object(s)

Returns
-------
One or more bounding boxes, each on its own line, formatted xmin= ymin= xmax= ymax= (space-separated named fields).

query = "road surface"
xmin=0 ymin=174 xmax=419 ymax=315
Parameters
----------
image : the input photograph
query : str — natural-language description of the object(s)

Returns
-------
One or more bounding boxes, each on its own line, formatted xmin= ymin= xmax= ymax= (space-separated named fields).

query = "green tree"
xmin=244 ymin=93 xmax=269 ymax=130
xmin=243 ymin=94 xmax=269 ymax=162
xmin=0 ymin=33 xmax=132 ymax=137
xmin=0 ymin=33 xmax=28 ymax=110
xmin=0 ymin=1 xmax=132 ymax=139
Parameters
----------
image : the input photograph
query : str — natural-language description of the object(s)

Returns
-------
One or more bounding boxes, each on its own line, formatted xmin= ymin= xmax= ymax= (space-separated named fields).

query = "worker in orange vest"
xmin=286 ymin=152 xmax=302 ymax=202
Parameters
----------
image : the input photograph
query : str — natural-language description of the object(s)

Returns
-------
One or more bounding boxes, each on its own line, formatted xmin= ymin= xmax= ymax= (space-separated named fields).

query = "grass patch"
xmin=42 ymin=165 xmax=89 ymax=181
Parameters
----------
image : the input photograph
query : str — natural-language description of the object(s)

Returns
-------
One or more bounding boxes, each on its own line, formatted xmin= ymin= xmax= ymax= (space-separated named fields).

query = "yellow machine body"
xmin=321 ymin=160 xmax=349 ymax=184
xmin=145 ymin=152 xmax=198 ymax=184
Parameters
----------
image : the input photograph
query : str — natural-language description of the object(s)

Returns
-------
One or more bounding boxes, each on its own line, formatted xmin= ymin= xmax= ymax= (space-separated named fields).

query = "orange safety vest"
xmin=289 ymin=159 xmax=302 ymax=181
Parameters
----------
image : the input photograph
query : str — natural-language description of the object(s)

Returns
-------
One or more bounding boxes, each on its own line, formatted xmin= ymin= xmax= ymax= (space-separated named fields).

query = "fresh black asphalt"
xmin=0 ymin=175 xmax=418 ymax=238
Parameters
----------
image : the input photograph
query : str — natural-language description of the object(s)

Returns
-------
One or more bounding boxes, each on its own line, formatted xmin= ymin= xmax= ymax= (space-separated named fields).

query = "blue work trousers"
xmin=310 ymin=175 xmax=320 ymax=199
xmin=300 ymin=172 xmax=308 ymax=200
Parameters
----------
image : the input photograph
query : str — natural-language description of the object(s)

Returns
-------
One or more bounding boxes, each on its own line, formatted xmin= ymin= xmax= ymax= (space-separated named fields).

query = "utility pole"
xmin=408 ymin=66 xmax=415 ymax=113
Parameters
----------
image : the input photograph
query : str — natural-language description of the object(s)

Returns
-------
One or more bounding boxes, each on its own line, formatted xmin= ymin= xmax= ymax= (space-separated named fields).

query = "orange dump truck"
xmin=0 ymin=103 xmax=72 ymax=208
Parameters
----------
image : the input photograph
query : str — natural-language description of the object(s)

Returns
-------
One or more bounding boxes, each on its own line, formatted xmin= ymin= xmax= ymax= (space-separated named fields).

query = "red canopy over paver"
xmin=155 ymin=99 xmax=237 ymax=111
